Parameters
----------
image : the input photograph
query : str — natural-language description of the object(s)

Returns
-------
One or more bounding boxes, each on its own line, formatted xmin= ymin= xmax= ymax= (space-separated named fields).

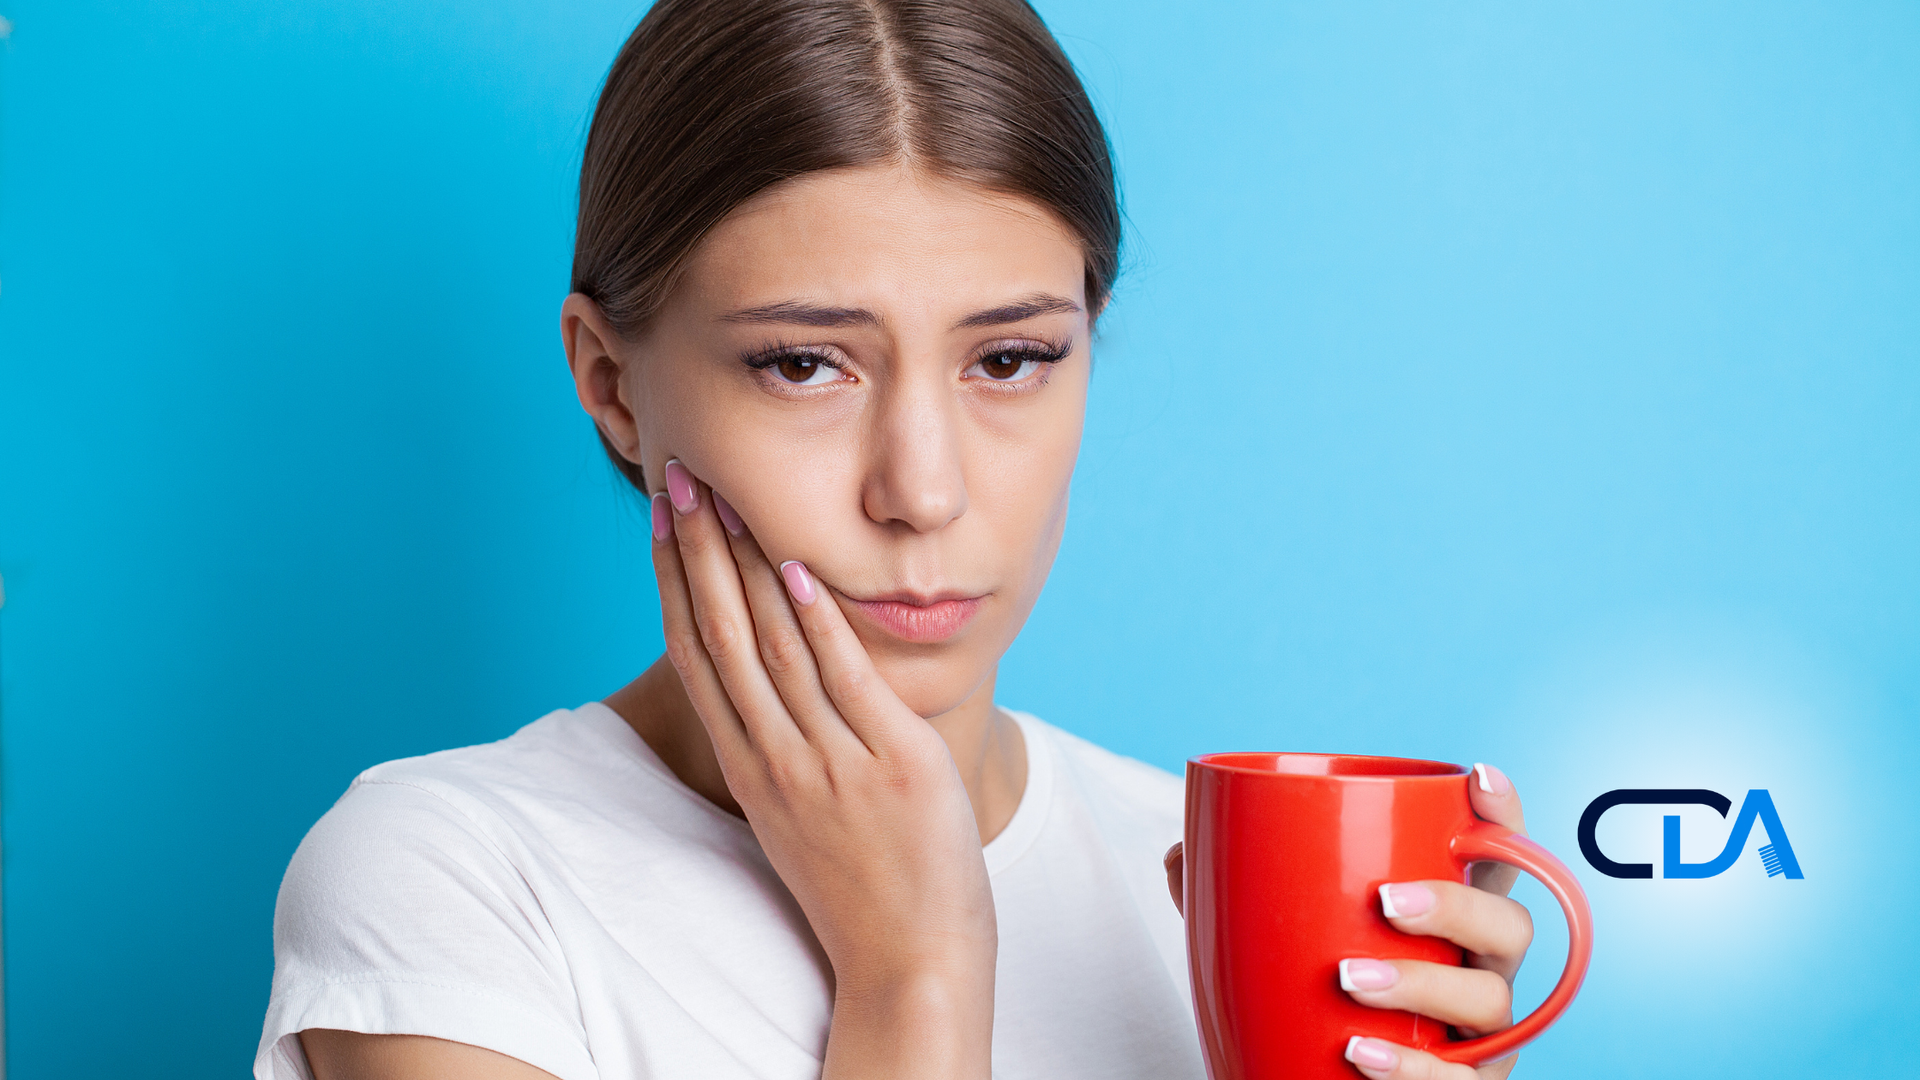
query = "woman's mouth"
xmin=845 ymin=593 xmax=985 ymax=644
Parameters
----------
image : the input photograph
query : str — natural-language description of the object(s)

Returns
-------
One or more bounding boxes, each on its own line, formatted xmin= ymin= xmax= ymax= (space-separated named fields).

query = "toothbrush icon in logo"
xmin=1758 ymin=844 xmax=1788 ymax=878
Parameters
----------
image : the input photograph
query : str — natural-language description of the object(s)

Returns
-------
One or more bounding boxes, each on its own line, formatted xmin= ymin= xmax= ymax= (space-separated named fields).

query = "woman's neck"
xmin=605 ymin=656 xmax=1029 ymax=844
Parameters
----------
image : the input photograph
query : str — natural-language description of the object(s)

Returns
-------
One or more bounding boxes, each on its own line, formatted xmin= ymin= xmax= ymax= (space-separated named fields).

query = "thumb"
xmin=1468 ymin=763 xmax=1526 ymax=835
xmin=1468 ymin=763 xmax=1526 ymax=896
xmin=1164 ymin=842 xmax=1184 ymax=917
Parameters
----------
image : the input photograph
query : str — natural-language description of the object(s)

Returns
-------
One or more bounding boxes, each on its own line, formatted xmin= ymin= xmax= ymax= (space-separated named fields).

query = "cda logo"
xmin=1578 ymin=788 xmax=1804 ymax=880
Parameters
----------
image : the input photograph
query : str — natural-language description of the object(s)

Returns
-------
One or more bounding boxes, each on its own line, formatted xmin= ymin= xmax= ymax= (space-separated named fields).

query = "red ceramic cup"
xmin=1184 ymin=753 xmax=1593 ymax=1079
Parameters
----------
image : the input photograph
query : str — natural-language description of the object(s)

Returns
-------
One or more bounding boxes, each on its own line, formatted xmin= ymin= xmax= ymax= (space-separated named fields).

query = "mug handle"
xmin=1429 ymin=820 xmax=1595 ymax=1066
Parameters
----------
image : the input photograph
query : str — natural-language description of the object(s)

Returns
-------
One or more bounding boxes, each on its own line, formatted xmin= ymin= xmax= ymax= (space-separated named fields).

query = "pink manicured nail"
xmin=1474 ymin=762 xmax=1512 ymax=796
xmin=664 ymin=458 xmax=698 ymax=514
xmin=713 ymin=492 xmax=745 ymax=536
xmin=650 ymin=493 xmax=673 ymax=542
xmin=780 ymin=560 xmax=817 ymax=605
xmin=1345 ymin=1037 xmax=1399 ymax=1072
xmin=1379 ymin=882 xmax=1434 ymax=919
xmin=1338 ymin=958 xmax=1399 ymax=993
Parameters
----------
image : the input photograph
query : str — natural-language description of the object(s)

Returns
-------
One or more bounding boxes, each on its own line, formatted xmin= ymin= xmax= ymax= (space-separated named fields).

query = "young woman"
xmin=256 ymin=2 xmax=1539 ymax=1079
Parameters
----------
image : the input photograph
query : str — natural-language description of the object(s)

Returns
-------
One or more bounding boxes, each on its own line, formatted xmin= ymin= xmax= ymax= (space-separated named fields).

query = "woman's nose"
xmin=861 ymin=386 xmax=968 ymax=533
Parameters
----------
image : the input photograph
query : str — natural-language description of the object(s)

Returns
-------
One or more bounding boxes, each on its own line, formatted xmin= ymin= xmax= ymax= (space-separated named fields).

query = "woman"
xmin=256 ymin=2 xmax=1537 ymax=1078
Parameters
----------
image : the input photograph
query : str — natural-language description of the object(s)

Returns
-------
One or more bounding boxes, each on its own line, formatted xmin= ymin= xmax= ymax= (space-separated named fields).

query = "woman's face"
xmin=572 ymin=165 xmax=1092 ymax=719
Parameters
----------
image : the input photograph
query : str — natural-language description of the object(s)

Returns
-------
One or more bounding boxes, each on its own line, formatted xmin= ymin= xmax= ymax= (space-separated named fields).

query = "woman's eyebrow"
xmin=953 ymin=293 xmax=1081 ymax=329
xmin=717 ymin=293 xmax=1081 ymax=329
xmin=719 ymin=301 xmax=880 ymax=327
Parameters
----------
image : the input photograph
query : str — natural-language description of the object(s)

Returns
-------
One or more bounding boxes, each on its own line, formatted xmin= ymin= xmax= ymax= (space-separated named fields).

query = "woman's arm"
xmin=300 ymin=1031 xmax=562 ymax=1080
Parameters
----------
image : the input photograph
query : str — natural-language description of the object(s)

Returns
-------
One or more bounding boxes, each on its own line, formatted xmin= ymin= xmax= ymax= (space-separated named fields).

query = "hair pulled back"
xmin=572 ymin=0 xmax=1120 ymax=491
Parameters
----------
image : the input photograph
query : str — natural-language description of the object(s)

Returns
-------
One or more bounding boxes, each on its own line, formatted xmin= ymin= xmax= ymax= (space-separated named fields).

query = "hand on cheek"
xmin=647 ymin=457 xmax=999 ymax=1077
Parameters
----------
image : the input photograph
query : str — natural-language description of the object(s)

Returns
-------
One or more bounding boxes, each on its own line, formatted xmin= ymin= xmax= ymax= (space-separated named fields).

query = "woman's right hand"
xmin=651 ymin=458 xmax=997 ymax=1080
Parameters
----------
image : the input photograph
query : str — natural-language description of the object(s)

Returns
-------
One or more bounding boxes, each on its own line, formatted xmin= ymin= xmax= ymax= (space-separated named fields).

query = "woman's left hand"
xmin=1331 ymin=763 xmax=1535 ymax=1079
xmin=1162 ymin=763 xmax=1535 ymax=1080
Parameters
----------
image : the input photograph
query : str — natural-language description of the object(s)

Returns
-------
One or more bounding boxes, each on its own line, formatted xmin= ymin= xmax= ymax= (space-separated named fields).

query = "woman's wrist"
xmin=824 ymin=964 xmax=995 ymax=1080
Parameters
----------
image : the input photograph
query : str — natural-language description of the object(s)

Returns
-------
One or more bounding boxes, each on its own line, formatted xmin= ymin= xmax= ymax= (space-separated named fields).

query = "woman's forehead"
xmin=674 ymin=165 xmax=1087 ymax=322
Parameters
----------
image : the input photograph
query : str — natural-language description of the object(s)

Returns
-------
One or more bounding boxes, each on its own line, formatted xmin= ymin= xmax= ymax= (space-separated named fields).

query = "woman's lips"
xmin=846 ymin=595 xmax=984 ymax=644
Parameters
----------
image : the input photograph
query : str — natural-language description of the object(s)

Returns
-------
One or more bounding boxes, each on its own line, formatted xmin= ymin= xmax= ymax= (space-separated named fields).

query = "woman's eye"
xmin=771 ymin=354 xmax=842 ymax=385
xmin=969 ymin=351 xmax=1045 ymax=382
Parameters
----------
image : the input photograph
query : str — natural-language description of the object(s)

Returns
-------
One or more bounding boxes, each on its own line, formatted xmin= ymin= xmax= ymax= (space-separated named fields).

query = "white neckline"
xmin=570 ymin=700 xmax=1053 ymax=875
xmin=571 ymin=700 xmax=755 ymax=833
xmin=983 ymin=710 xmax=1053 ymax=876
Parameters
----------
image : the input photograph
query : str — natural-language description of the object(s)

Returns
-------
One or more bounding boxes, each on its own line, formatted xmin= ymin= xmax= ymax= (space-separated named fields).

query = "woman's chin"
xmin=869 ymin=656 xmax=997 ymax=723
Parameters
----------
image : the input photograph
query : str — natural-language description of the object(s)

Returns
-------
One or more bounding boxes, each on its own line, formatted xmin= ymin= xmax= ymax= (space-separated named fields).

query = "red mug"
xmin=1183 ymin=753 xmax=1593 ymax=1079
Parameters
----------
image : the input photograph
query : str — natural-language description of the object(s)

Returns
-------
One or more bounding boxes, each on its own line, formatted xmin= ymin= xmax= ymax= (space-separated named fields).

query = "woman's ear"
xmin=561 ymin=293 xmax=644 ymax=466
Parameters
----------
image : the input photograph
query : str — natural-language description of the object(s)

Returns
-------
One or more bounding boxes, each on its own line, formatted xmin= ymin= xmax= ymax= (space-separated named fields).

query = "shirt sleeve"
xmin=254 ymin=777 xmax=599 ymax=1080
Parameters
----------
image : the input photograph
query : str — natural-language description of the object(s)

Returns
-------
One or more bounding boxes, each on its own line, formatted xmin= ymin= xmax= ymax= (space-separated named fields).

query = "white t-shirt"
xmin=255 ymin=703 xmax=1207 ymax=1080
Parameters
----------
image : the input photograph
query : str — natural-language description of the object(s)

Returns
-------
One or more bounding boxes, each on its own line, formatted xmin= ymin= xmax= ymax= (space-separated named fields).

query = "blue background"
xmin=1 ymin=0 xmax=1914 ymax=1076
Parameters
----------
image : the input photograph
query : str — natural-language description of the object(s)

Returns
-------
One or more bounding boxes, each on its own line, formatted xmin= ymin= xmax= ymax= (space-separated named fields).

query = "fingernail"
xmin=780 ymin=560 xmax=816 ymax=605
xmin=650 ymin=492 xmax=673 ymax=542
xmin=1474 ymin=762 xmax=1512 ymax=796
xmin=1338 ymin=958 xmax=1399 ymax=993
xmin=664 ymin=458 xmax=698 ymax=514
xmin=713 ymin=492 xmax=745 ymax=536
xmin=1379 ymin=882 xmax=1433 ymax=919
xmin=1345 ymin=1037 xmax=1399 ymax=1072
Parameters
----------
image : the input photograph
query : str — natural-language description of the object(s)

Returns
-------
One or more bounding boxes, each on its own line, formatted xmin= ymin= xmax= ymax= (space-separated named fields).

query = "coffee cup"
xmin=1183 ymin=753 xmax=1593 ymax=1079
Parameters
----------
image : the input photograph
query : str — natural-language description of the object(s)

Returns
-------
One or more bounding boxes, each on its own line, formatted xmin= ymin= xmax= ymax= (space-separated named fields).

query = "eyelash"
xmin=742 ymin=343 xmax=845 ymax=383
xmin=966 ymin=340 xmax=1071 ymax=387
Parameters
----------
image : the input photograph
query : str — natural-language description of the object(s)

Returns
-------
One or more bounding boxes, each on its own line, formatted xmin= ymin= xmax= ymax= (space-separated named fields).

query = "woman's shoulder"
xmin=281 ymin=705 xmax=617 ymax=898
xmin=261 ymin=707 xmax=634 ymax=1080
xmin=280 ymin=702 xmax=702 ymax=918
xmin=347 ymin=702 xmax=636 ymax=801
xmin=311 ymin=702 xmax=684 ymax=839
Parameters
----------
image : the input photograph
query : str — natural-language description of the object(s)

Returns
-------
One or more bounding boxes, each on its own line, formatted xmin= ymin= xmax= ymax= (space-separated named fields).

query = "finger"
xmin=1468 ymin=763 xmax=1525 ymax=895
xmin=1164 ymin=842 xmax=1184 ymax=917
xmin=1377 ymin=880 xmax=1533 ymax=973
xmin=664 ymin=460 xmax=804 ymax=756
xmin=713 ymin=493 xmax=862 ymax=753
xmin=775 ymin=559 xmax=913 ymax=752
xmin=1477 ymin=1050 xmax=1518 ymax=1080
xmin=649 ymin=490 xmax=750 ymax=762
xmin=1337 ymin=957 xmax=1512 ymax=1035
xmin=1343 ymin=1038 xmax=1514 ymax=1080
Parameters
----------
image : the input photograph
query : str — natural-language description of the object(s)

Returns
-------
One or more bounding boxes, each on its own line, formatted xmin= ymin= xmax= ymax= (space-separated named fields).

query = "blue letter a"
xmin=1664 ymin=789 xmax=1804 ymax=879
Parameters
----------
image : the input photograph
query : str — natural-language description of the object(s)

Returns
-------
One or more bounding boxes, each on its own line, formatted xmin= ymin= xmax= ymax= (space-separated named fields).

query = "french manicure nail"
xmin=1345 ymin=1037 xmax=1399 ymax=1072
xmin=1379 ymin=882 xmax=1433 ymax=919
xmin=1474 ymin=762 xmax=1512 ymax=796
xmin=1338 ymin=958 xmax=1399 ymax=993
xmin=650 ymin=492 xmax=673 ymax=542
xmin=713 ymin=492 xmax=745 ymax=536
xmin=664 ymin=458 xmax=698 ymax=514
xmin=780 ymin=560 xmax=817 ymax=605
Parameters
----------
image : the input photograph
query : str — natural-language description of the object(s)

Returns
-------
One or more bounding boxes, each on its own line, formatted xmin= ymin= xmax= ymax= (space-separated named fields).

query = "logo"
xmin=1578 ymin=788 xmax=1803 ymax=880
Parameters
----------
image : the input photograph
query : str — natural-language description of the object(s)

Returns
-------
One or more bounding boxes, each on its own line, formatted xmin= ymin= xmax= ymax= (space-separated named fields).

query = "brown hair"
xmin=571 ymin=0 xmax=1120 ymax=491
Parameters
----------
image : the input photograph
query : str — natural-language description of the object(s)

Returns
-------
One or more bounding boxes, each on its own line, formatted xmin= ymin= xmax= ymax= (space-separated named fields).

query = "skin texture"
xmin=301 ymin=164 xmax=1537 ymax=1080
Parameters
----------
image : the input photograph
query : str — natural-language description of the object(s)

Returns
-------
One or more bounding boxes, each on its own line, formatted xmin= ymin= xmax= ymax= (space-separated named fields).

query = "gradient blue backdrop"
xmin=1 ymin=1 xmax=1915 ymax=1076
